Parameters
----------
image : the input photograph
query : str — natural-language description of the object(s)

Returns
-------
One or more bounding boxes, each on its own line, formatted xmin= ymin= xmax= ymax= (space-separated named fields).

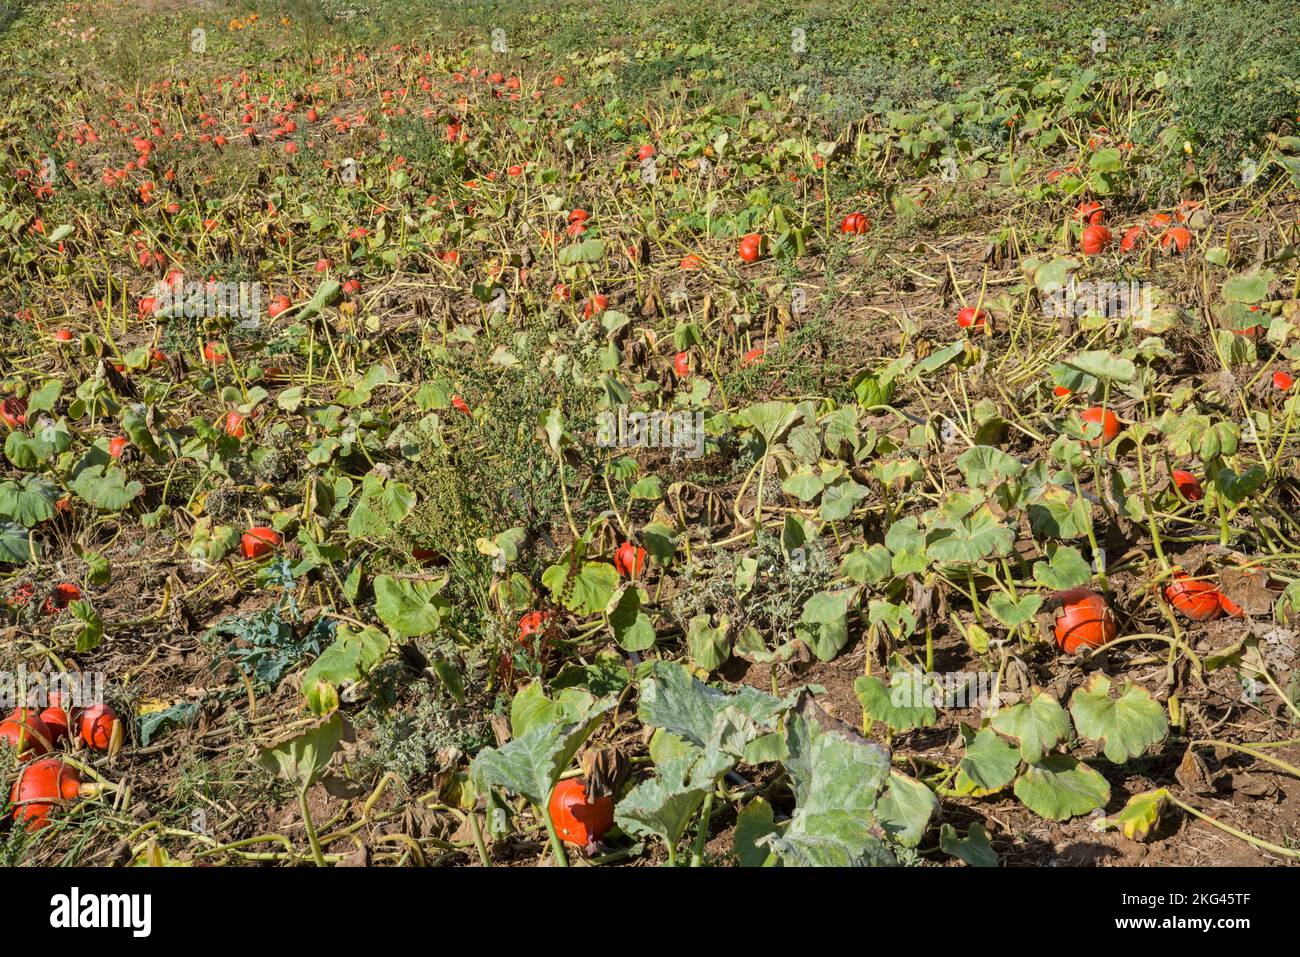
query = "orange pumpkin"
xmin=548 ymin=778 xmax=614 ymax=846
xmin=79 ymin=703 xmax=120 ymax=751
xmin=0 ymin=709 xmax=53 ymax=757
xmin=613 ymin=542 xmax=647 ymax=578
xmin=240 ymin=526 xmax=280 ymax=560
xmin=1165 ymin=575 xmax=1223 ymax=621
xmin=1080 ymin=224 xmax=1112 ymax=256
xmin=11 ymin=758 xmax=81 ymax=830
xmin=1170 ymin=469 xmax=1203 ymax=501
xmin=1080 ymin=406 xmax=1120 ymax=445
xmin=1053 ymin=589 xmax=1116 ymax=654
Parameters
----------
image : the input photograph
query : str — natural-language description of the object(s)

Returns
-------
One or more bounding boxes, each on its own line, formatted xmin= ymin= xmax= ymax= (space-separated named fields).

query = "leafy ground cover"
xmin=0 ymin=0 xmax=1298 ymax=866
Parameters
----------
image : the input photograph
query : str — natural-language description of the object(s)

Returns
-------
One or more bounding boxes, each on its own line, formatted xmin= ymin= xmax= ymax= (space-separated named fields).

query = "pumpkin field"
xmin=0 ymin=0 xmax=1299 ymax=870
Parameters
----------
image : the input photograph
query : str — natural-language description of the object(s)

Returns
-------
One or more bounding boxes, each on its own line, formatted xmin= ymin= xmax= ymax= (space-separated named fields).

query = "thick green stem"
xmin=691 ymin=786 xmax=716 ymax=867
xmin=468 ymin=808 xmax=491 ymax=867
xmin=540 ymin=803 xmax=569 ymax=868
xmin=298 ymin=788 xmax=326 ymax=868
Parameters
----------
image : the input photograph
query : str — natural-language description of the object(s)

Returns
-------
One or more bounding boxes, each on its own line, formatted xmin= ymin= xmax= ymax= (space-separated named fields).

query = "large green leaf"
xmin=926 ymin=506 xmax=1014 ymax=564
xmin=819 ymin=478 xmax=869 ymax=522
xmin=373 ymin=574 xmax=449 ymax=637
xmin=557 ymin=238 xmax=606 ymax=264
xmin=1013 ymin=754 xmax=1110 ymax=820
xmin=1028 ymin=485 xmax=1092 ymax=540
xmin=766 ymin=714 xmax=895 ymax=866
xmin=1065 ymin=350 xmax=1136 ymax=383
xmin=614 ymin=745 xmax=731 ymax=852
xmin=1032 ymin=544 xmax=1092 ymax=590
xmin=1222 ymin=269 xmax=1274 ymax=304
xmin=911 ymin=341 xmax=964 ymax=376
xmin=956 ymin=446 xmax=1023 ymax=487
xmin=855 ymin=662 xmax=938 ymax=732
xmin=1069 ymin=674 xmax=1168 ymax=763
xmin=956 ymin=726 xmax=1021 ymax=793
xmin=885 ymin=516 xmax=928 ymax=575
xmin=877 ymin=771 xmax=938 ymax=847
xmin=6 ymin=431 xmax=54 ymax=468
xmin=302 ymin=624 xmax=390 ymax=715
xmin=986 ymin=592 xmax=1043 ymax=628
xmin=0 ymin=475 xmax=58 ymax=527
xmin=990 ymin=690 xmax=1072 ymax=763
xmin=795 ymin=588 xmax=854 ymax=661
xmin=471 ymin=697 xmax=614 ymax=805
xmin=509 ymin=681 xmax=597 ymax=739
xmin=255 ymin=712 xmax=348 ymax=793
xmin=735 ymin=401 xmax=799 ymax=447
xmin=608 ymin=585 xmax=657 ymax=651
xmin=346 ymin=472 xmax=414 ymax=539
xmin=686 ymin=613 xmax=731 ymax=671
xmin=0 ymin=522 xmax=39 ymax=563
xmin=637 ymin=661 xmax=789 ymax=755
xmin=734 ymin=797 xmax=779 ymax=866
xmin=71 ymin=465 xmax=143 ymax=511
xmin=541 ymin=560 xmax=619 ymax=616
xmin=840 ymin=544 xmax=893 ymax=584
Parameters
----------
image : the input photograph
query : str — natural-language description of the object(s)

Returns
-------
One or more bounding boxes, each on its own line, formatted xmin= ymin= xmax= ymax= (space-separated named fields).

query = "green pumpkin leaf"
xmin=855 ymin=663 xmax=937 ymax=732
xmin=614 ymin=745 xmax=730 ymax=851
xmin=877 ymin=770 xmax=938 ymax=848
xmin=1069 ymin=674 xmax=1168 ymax=763
xmin=1032 ymin=544 xmax=1092 ymax=590
xmin=957 ymin=726 xmax=1021 ymax=793
xmin=1013 ymin=753 xmax=1110 ymax=820
xmin=735 ymin=400 xmax=800 ymax=446
xmin=373 ymin=574 xmax=449 ymax=637
xmin=636 ymin=661 xmax=789 ymax=754
xmin=796 ymin=588 xmax=854 ymax=661
xmin=557 ymin=238 xmax=606 ymax=265
xmin=301 ymin=624 xmax=390 ymax=715
xmin=956 ymin=446 xmax=1023 ymax=487
xmin=298 ymin=279 xmax=342 ymax=320
xmin=986 ymin=592 xmax=1043 ymax=628
xmin=734 ymin=797 xmax=779 ymax=866
xmin=71 ymin=465 xmax=144 ymax=511
xmin=926 ymin=506 xmax=1015 ymax=564
xmin=990 ymin=690 xmax=1072 ymax=764
xmin=1065 ymin=349 xmax=1136 ymax=383
xmin=0 ymin=475 xmax=58 ymax=527
xmin=687 ymin=613 xmax=731 ymax=671
xmin=609 ymin=586 xmax=657 ymax=651
xmin=541 ymin=560 xmax=619 ymax=616
xmin=256 ymin=712 xmax=348 ymax=793
xmin=840 ymin=544 xmax=893 ymax=584
xmin=471 ymin=696 xmax=614 ymax=806
xmin=885 ymin=516 xmax=928 ymax=575
xmin=1222 ymin=269 xmax=1274 ymax=304
xmin=766 ymin=714 xmax=895 ymax=866
xmin=939 ymin=822 xmax=998 ymax=867
xmin=346 ymin=472 xmax=414 ymax=539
